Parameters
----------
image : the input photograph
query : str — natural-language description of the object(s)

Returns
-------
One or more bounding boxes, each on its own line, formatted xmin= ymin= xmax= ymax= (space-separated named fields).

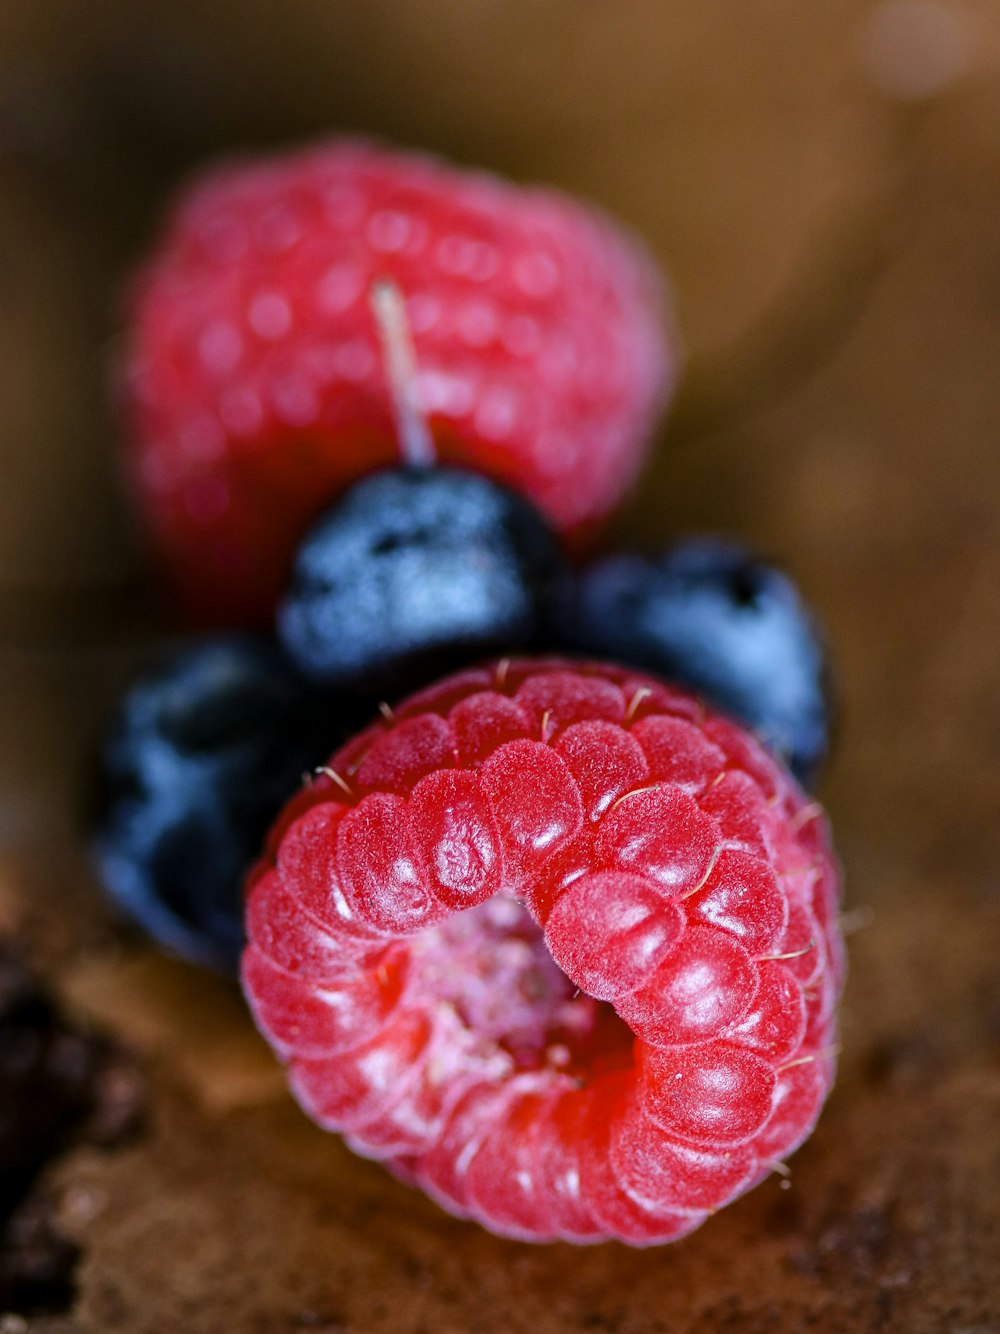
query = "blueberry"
xmin=93 ymin=638 xmax=356 ymax=971
xmin=553 ymin=539 xmax=832 ymax=787
xmin=277 ymin=465 xmax=565 ymax=694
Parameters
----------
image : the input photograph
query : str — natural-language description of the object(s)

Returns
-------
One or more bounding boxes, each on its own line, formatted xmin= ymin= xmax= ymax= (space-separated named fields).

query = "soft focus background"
xmin=1 ymin=2 xmax=998 ymax=1330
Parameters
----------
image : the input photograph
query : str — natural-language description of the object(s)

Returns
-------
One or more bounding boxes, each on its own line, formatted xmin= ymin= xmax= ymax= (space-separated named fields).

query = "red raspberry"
xmin=243 ymin=660 xmax=844 ymax=1244
xmin=121 ymin=139 xmax=676 ymax=624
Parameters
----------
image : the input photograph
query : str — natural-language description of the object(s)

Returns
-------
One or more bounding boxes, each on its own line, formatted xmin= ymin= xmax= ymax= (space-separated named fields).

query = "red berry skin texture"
xmin=121 ymin=139 xmax=677 ymax=624
xmin=243 ymin=660 xmax=845 ymax=1245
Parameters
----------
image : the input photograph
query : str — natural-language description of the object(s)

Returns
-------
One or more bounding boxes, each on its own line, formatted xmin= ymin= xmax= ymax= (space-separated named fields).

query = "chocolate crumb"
xmin=0 ymin=945 xmax=144 ymax=1315
xmin=0 ymin=1190 xmax=80 ymax=1317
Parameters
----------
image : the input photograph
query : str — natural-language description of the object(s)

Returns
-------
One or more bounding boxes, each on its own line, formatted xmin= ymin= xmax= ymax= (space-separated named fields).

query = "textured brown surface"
xmin=1 ymin=2 xmax=999 ymax=1330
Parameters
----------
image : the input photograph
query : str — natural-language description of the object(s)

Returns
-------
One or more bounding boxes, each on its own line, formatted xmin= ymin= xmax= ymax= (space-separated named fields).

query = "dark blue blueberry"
xmin=94 ymin=638 xmax=357 ymax=971
xmin=553 ymin=538 xmax=832 ymax=787
xmin=277 ymin=465 xmax=565 ymax=694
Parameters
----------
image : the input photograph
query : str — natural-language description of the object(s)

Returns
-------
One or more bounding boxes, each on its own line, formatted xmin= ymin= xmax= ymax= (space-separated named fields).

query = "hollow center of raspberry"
xmin=412 ymin=894 xmax=633 ymax=1074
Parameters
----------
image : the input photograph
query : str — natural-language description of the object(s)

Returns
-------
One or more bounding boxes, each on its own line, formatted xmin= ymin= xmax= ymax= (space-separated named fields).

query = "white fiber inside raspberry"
xmin=412 ymin=893 xmax=631 ymax=1072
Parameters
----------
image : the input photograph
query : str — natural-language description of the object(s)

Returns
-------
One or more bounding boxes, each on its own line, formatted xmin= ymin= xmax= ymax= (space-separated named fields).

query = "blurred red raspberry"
xmin=121 ymin=139 xmax=677 ymax=623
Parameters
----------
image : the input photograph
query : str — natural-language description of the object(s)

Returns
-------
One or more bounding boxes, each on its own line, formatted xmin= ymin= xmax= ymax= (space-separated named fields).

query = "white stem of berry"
xmin=370 ymin=278 xmax=436 ymax=468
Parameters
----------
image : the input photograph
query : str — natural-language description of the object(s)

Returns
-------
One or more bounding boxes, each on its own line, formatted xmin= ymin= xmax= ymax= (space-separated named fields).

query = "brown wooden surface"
xmin=1 ymin=2 xmax=998 ymax=1330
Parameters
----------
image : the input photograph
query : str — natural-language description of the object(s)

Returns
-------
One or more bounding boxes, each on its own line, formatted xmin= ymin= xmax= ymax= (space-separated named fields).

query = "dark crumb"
xmin=0 ymin=1189 xmax=81 ymax=1318
xmin=0 ymin=945 xmax=145 ymax=1316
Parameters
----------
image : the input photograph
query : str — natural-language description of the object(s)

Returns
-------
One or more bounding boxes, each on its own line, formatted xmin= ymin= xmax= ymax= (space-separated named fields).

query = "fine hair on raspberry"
xmin=243 ymin=659 xmax=844 ymax=1245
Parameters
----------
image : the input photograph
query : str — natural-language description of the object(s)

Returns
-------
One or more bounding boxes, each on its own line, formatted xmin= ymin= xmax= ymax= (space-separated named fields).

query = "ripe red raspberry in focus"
xmin=121 ymin=139 xmax=677 ymax=623
xmin=243 ymin=660 xmax=844 ymax=1244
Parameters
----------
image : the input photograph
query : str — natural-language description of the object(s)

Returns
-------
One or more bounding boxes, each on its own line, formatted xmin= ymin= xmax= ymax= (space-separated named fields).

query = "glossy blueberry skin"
xmin=553 ymin=539 xmax=832 ymax=787
xmin=94 ymin=638 xmax=354 ymax=971
xmin=278 ymin=465 xmax=566 ymax=694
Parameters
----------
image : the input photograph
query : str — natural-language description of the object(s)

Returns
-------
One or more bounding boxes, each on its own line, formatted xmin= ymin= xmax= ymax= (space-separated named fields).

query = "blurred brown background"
xmin=0 ymin=2 xmax=998 ymax=1331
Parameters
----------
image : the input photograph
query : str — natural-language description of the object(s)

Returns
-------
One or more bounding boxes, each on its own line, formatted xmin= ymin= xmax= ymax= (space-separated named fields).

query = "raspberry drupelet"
xmin=122 ymin=138 xmax=676 ymax=624
xmin=242 ymin=660 xmax=844 ymax=1245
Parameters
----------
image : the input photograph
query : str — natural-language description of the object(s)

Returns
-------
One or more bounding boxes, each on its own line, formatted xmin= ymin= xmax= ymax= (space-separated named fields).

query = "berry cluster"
xmin=95 ymin=136 xmax=843 ymax=1244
